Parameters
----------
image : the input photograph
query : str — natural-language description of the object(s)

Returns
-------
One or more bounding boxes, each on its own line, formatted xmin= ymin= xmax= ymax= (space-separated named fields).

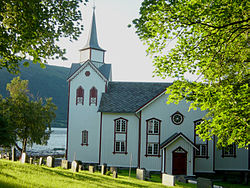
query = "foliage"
xmin=1 ymin=77 xmax=57 ymax=153
xmin=0 ymin=62 xmax=68 ymax=127
xmin=0 ymin=97 xmax=15 ymax=147
xmin=0 ymin=0 xmax=88 ymax=74
xmin=133 ymin=0 xmax=249 ymax=147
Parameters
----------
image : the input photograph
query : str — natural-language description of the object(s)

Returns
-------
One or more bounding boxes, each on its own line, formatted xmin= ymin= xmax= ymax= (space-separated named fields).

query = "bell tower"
xmin=80 ymin=7 xmax=105 ymax=68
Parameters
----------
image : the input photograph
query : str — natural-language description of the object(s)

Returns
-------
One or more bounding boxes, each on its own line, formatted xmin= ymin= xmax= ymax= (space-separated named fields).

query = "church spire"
xmin=83 ymin=6 xmax=104 ymax=51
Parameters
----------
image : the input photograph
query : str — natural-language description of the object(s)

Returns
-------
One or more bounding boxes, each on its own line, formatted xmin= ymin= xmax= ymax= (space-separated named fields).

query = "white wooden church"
xmin=66 ymin=9 xmax=249 ymax=176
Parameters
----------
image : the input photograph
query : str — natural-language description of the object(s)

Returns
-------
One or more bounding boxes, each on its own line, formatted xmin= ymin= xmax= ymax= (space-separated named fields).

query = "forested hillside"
xmin=0 ymin=62 xmax=69 ymax=127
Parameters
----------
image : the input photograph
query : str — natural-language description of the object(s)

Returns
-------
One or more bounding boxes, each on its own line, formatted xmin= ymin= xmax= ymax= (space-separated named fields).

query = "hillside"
xmin=0 ymin=62 xmax=69 ymax=127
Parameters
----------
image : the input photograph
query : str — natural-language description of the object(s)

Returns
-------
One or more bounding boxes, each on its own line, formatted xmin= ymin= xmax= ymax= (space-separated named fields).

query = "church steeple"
xmin=80 ymin=6 xmax=105 ymax=67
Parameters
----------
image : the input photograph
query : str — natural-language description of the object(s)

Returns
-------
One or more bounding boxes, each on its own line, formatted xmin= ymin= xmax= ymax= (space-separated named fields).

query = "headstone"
xmin=113 ymin=170 xmax=118 ymax=178
xmin=79 ymin=164 xmax=82 ymax=171
xmin=6 ymin=152 xmax=10 ymax=160
xmin=61 ymin=160 xmax=69 ymax=169
xmin=89 ymin=165 xmax=95 ymax=173
xmin=0 ymin=153 xmax=2 ymax=159
xmin=136 ymin=168 xmax=146 ymax=180
xmin=71 ymin=160 xmax=79 ymax=173
xmin=46 ymin=156 xmax=54 ymax=168
xmin=176 ymin=175 xmax=187 ymax=183
xmin=101 ymin=164 xmax=107 ymax=175
xmin=11 ymin=147 xmax=16 ymax=161
xmin=145 ymin=170 xmax=151 ymax=180
xmin=29 ymin=157 xmax=33 ymax=164
xmin=162 ymin=173 xmax=175 ymax=186
xmin=21 ymin=153 xmax=27 ymax=164
xmin=197 ymin=177 xmax=213 ymax=188
xmin=110 ymin=166 xmax=117 ymax=173
xmin=39 ymin=157 xmax=43 ymax=165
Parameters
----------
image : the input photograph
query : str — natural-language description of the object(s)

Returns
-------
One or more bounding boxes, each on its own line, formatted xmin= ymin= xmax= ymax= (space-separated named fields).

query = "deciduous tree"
xmin=133 ymin=0 xmax=249 ymax=148
xmin=2 ymin=77 xmax=57 ymax=153
xmin=0 ymin=0 xmax=88 ymax=74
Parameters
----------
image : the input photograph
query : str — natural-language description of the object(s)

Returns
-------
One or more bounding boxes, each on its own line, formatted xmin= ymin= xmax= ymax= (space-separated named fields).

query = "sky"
xmin=49 ymin=0 xmax=175 ymax=82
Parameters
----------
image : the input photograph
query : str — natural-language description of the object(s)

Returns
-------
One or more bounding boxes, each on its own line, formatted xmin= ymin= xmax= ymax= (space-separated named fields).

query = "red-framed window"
xmin=81 ymin=130 xmax=88 ymax=146
xmin=113 ymin=118 xmax=128 ymax=154
xmin=76 ymin=86 xmax=84 ymax=105
xmin=147 ymin=142 xmax=159 ymax=155
xmin=222 ymin=143 xmax=236 ymax=158
xmin=89 ymin=87 xmax=97 ymax=106
xmin=194 ymin=119 xmax=208 ymax=158
xmin=145 ymin=118 xmax=161 ymax=157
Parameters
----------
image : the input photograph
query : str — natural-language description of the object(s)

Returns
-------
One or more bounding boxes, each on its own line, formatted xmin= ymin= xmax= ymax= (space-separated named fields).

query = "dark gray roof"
xmin=98 ymin=82 xmax=172 ymax=113
xmin=67 ymin=62 xmax=111 ymax=80
xmin=81 ymin=9 xmax=104 ymax=51
xmin=67 ymin=63 xmax=81 ymax=79
xmin=99 ymin=64 xmax=111 ymax=80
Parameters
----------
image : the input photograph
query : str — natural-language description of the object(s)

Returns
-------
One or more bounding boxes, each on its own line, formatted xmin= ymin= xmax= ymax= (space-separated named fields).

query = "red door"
xmin=172 ymin=148 xmax=187 ymax=175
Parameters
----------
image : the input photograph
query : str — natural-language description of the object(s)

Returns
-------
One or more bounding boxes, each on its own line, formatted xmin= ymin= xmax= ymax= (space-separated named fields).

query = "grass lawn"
xmin=0 ymin=159 xmax=248 ymax=188
xmin=0 ymin=159 xmax=195 ymax=188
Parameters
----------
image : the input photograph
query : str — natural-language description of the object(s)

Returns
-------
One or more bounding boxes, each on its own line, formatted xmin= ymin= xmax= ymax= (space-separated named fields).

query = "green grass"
xmin=0 ymin=159 xmax=196 ymax=188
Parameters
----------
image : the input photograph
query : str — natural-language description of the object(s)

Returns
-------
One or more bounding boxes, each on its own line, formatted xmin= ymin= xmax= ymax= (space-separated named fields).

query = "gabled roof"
xmin=67 ymin=61 xmax=111 ymax=81
xmin=98 ymin=82 xmax=171 ymax=113
xmin=160 ymin=132 xmax=198 ymax=150
xmin=80 ymin=8 xmax=104 ymax=51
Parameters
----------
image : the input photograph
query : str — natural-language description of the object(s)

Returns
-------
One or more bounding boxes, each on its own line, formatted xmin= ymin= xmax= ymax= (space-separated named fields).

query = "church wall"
xmin=100 ymin=113 xmax=138 ymax=167
xmin=67 ymin=63 xmax=106 ymax=163
xmin=140 ymin=93 xmax=208 ymax=171
xmin=91 ymin=49 xmax=104 ymax=63
xmin=214 ymin=138 xmax=248 ymax=171
xmin=80 ymin=49 xmax=90 ymax=63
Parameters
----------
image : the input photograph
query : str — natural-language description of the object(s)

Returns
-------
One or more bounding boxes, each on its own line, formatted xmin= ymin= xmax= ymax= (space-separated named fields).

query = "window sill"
xmin=113 ymin=152 xmax=128 ymax=155
xmin=221 ymin=155 xmax=236 ymax=158
xmin=195 ymin=156 xmax=209 ymax=159
xmin=145 ymin=154 xmax=161 ymax=158
xmin=81 ymin=144 xmax=88 ymax=146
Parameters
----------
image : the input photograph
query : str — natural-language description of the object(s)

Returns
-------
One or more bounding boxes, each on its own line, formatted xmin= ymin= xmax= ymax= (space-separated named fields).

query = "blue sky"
xmin=49 ymin=0 xmax=175 ymax=82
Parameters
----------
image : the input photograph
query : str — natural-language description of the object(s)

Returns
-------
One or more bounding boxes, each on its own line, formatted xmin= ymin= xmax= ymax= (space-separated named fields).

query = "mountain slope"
xmin=0 ymin=62 xmax=69 ymax=127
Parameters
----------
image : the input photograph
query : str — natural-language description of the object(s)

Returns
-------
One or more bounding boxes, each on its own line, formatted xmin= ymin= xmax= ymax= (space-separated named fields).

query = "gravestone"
xmin=110 ymin=166 xmax=117 ymax=173
xmin=145 ymin=170 xmax=151 ymax=180
xmin=29 ymin=157 xmax=33 ymax=164
xmin=89 ymin=165 xmax=95 ymax=173
xmin=61 ymin=160 xmax=69 ymax=169
xmin=46 ymin=156 xmax=54 ymax=168
xmin=39 ymin=157 xmax=43 ymax=165
xmin=162 ymin=173 xmax=175 ymax=186
xmin=101 ymin=164 xmax=107 ymax=175
xmin=6 ymin=152 xmax=10 ymax=160
xmin=113 ymin=170 xmax=118 ymax=178
xmin=11 ymin=147 xmax=16 ymax=161
xmin=71 ymin=160 xmax=79 ymax=173
xmin=0 ymin=154 xmax=2 ymax=159
xmin=136 ymin=168 xmax=146 ymax=180
xmin=21 ymin=153 xmax=27 ymax=164
xmin=176 ymin=175 xmax=187 ymax=183
xmin=79 ymin=164 xmax=83 ymax=171
xmin=197 ymin=177 xmax=213 ymax=188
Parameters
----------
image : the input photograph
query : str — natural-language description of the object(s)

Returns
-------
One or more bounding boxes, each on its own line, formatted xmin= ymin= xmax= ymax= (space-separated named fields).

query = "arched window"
xmin=76 ymin=86 xmax=84 ymax=105
xmin=89 ymin=87 xmax=97 ymax=106
xmin=113 ymin=117 xmax=128 ymax=154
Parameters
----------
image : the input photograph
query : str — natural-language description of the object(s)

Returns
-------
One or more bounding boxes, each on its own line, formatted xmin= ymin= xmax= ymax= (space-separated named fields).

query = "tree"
xmin=2 ymin=77 xmax=57 ymax=153
xmin=0 ymin=96 xmax=15 ymax=147
xmin=0 ymin=0 xmax=88 ymax=74
xmin=133 ymin=0 xmax=249 ymax=148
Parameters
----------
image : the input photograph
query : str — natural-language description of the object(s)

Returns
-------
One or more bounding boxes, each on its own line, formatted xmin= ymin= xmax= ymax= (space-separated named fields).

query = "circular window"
xmin=85 ymin=71 xmax=90 ymax=77
xmin=171 ymin=111 xmax=184 ymax=125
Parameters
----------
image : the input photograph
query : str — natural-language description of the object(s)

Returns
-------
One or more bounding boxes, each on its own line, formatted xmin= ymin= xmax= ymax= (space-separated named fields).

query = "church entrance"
xmin=172 ymin=147 xmax=187 ymax=175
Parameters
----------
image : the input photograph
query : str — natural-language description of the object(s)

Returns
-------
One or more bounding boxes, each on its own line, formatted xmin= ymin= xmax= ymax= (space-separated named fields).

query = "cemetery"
xmin=0 ymin=150 xmax=249 ymax=187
